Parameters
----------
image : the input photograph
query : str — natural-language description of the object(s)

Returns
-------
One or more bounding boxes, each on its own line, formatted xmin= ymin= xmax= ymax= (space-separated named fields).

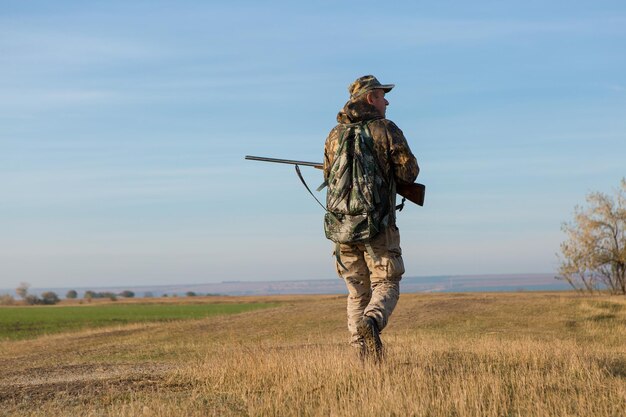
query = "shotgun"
xmin=245 ymin=155 xmax=425 ymax=207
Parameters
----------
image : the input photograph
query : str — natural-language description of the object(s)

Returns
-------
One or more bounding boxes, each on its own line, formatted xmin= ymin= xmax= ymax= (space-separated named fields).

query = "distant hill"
xmin=2 ymin=273 xmax=570 ymax=298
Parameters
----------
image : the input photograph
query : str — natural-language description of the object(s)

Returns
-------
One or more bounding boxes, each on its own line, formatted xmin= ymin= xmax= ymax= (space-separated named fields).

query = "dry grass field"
xmin=1 ymin=292 xmax=626 ymax=416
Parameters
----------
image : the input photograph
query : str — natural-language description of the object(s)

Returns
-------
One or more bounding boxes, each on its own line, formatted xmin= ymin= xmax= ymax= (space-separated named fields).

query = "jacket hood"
xmin=336 ymin=99 xmax=383 ymax=124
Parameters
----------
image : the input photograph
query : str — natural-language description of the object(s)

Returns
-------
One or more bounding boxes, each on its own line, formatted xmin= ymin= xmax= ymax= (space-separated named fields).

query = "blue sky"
xmin=1 ymin=1 xmax=625 ymax=288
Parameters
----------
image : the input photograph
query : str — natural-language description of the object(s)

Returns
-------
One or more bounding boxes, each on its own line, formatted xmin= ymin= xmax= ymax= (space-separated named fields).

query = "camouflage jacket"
xmin=323 ymin=100 xmax=419 ymax=223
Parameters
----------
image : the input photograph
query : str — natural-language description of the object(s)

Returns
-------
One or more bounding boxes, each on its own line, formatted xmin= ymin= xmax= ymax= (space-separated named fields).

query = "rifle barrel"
xmin=245 ymin=155 xmax=323 ymax=169
xmin=246 ymin=155 xmax=424 ymax=206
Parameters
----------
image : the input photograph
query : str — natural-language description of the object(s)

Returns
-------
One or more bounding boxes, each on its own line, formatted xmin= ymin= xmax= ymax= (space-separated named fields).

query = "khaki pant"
xmin=334 ymin=225 xmax=405 ymax=346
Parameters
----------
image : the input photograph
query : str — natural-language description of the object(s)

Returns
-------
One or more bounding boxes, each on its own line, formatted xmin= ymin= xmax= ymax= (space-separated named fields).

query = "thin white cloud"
xmin=346 ymin=15 xmax=626 ymax=46
xmin=0 ymin=88 xmax=123 ymax=108
xmin=0 ymin=28 xmax=161 ymax=68
xmin=608 ymin=84 xmax=626 ymax=92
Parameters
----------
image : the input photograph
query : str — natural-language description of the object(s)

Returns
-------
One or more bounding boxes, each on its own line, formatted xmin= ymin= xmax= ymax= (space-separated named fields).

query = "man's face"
xmin=367 ymin=89 xmax=389 ymax=117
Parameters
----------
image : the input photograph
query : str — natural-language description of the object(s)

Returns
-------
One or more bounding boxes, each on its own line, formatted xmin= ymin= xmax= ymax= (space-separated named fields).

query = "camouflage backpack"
xmin=319 ymin=121 xmax=393 ymax=265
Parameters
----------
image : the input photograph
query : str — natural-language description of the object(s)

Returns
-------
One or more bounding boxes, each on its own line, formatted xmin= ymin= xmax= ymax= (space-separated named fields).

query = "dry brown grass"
xmin=1 ymin=292 xmax=626 ymax=416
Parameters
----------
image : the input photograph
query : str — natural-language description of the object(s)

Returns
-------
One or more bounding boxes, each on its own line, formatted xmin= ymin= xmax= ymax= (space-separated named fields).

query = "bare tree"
xmin=16 ymin=282 xmax=30 ymax=299
xmin=558 ymin=179 xmax=626 ymax=294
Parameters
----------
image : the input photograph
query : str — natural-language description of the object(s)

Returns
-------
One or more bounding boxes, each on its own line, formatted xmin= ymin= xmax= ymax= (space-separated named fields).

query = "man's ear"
xmin=365 ymin=91 xmax=375 ymax=105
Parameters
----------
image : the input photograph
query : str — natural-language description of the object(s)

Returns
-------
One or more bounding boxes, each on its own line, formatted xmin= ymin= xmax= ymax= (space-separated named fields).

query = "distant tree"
xmin=66 ymin=290 xmax=78 ymax=299
xmin=119 ymin=290 xmax=135 ymax=298
xmin=81 ymin=291 xmax=117 ymax=300
xmin=100 ymin=292 xmax=117 ymax=301
xmin=162 ymin=294 xmax=168 ymax=297
xmin=143 ymin=292 xmax=154 ymax=298
xmin=16 ymin=282 xmax=30 ymax=299
xmin=558 ymin=179 xmax=626 ymax=294
xmin=185 ymin=291 xmax=197 ymax=297
xmin=40 ymin=291 xmax=60 ymax=305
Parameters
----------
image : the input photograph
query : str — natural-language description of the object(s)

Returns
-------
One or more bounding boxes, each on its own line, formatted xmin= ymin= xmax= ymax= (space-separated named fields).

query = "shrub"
xmin=0 ymin=294 xmax=15 ymax=306
xmin=83 ymin=290 xmax=117 ymax=301
xmin=41 ymin=292 xmax=60 ymax=305
xmin=24 ymin=295 xmax=40 ymax=305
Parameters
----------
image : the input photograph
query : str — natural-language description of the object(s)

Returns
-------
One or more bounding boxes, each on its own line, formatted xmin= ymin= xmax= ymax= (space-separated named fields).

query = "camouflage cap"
xmin=348 ymin=75 xmax=394 ymax=99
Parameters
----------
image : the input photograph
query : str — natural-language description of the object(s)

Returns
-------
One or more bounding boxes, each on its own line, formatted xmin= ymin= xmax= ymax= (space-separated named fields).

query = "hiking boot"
xmin=356 ymin=316 xmax=383 ymax=362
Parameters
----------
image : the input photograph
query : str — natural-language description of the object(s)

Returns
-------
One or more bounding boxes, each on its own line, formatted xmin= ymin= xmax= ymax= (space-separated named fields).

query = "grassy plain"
xmin=1 ymin=292 xmax=626 ymax=416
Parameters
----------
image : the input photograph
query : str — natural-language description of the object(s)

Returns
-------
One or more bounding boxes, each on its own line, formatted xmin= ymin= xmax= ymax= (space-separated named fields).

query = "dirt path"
xmin=0 ymin=362 xmax=178 ymax=404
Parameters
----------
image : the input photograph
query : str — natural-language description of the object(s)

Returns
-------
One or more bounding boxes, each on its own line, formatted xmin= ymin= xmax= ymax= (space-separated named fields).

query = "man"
xmin=323 ymin=75 xmax=419 ymax=360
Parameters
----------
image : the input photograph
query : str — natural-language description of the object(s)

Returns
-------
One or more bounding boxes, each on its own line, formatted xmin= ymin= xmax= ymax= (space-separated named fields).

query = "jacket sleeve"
xmin=323 ymin=126 xmax=340 ymax=182
xmin=385 ymin=121 xmax=419 ymax=185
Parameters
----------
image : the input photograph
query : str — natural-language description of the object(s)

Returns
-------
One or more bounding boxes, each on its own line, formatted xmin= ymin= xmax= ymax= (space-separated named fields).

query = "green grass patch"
xmin=0 ymin=302 xmax=278 ymax=341
xmin=592 ymin=300 xmax=624 ymax=312
xmin=589 ymin=313 xmax=617 ymax=322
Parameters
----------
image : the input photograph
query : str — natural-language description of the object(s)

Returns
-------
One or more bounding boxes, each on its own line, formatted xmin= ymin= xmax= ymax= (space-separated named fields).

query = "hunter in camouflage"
xmin=323 ymin=75 xmax=419 ymax=360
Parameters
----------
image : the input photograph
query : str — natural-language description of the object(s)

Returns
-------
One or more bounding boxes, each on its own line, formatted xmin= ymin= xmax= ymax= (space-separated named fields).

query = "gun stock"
xmin=397 ymin=183 xmax=425 ymax=207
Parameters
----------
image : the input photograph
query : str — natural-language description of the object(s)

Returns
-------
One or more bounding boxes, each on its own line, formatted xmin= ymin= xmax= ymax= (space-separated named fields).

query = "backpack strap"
xmin=294 ymin=164 xmax=326 ymax=211
xmin=335 ymin=242 xmax=348 ymax=271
